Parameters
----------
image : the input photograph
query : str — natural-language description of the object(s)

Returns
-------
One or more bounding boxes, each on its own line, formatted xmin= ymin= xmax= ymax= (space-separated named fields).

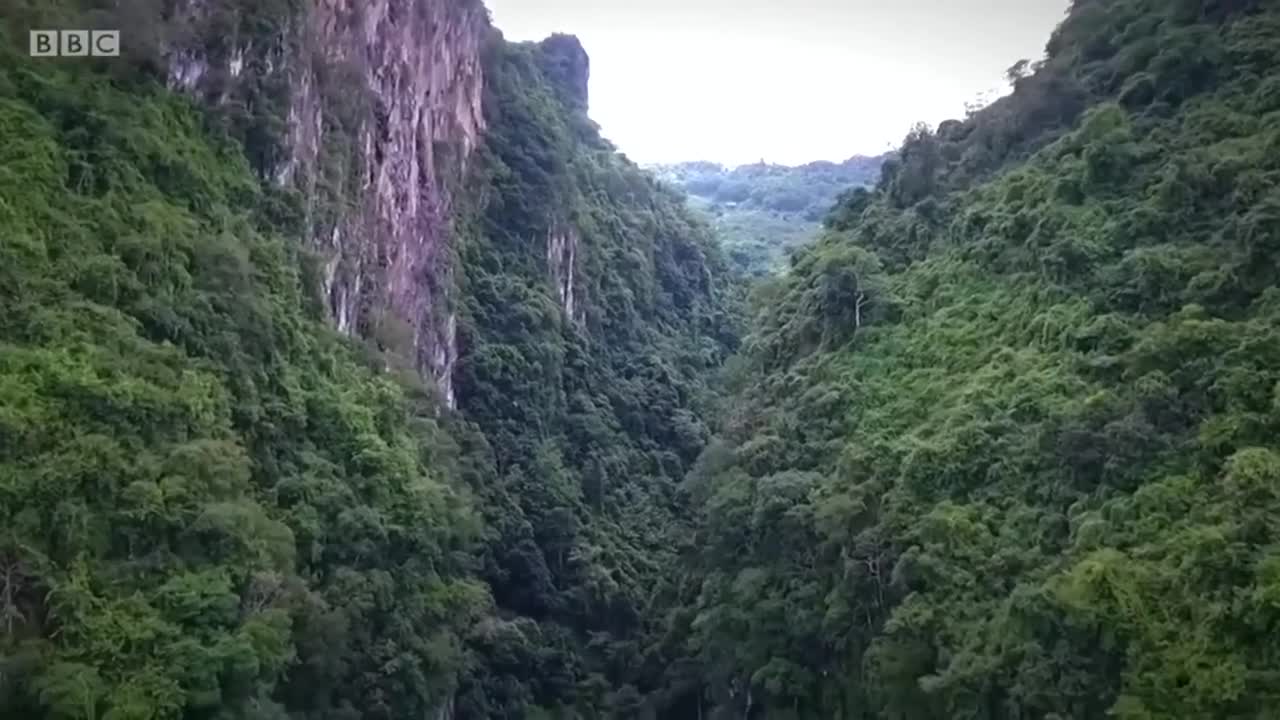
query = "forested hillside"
xmin=0 ymin=8 xmax=736 ymax=720
xmin=661 ymin=0 xmax=1280 ymax=717
xmin=0 ymin=33 xmax=487 ymax=717
xmin=448 ymin=34 xmax=740 ymax=717
xmin=6 ymin=0 xmax=1280 ymax=719
xmin=651 ymin=157 xmax=885 ymax=276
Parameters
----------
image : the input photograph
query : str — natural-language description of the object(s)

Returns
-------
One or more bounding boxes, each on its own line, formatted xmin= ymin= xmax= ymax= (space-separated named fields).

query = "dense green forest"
xmin=0 ymin=36 xmax=486 ymax=719
xmin=448 ymin=35 xmax=740 ymax=717
xmin=654 ymin=0 xmax=1280 ymax=717
xmin=6 ymin=0 xmax=1280 ymax=718
xmin=0 ymin=8 xmax=736 ymax=720
xmin=650 ymin=157 xmax=885 ymax=277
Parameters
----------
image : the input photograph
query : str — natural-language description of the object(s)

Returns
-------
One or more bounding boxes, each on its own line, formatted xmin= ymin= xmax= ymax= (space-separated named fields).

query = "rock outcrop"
xmin=167 ymin=0 xmax=489 ymax=407
xmin=547 ymin=225 xmax=580 ymax=322
xmin=536 ymin=33 xmax=590 ymax=113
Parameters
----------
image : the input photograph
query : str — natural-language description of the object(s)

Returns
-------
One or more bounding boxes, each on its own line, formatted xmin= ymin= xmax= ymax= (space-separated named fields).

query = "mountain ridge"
xmin=662 ymin=0 xmax=1280 ymax=716
xmin=650 ymin=153 xmax=890 ymax=276
xmin=6 ymin=0 xmax=1280 ymax=718
xmin=0 ymin=3 xmax=737 ymax=718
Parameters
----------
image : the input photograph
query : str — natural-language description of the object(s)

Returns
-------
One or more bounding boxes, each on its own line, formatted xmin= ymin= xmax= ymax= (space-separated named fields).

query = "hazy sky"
xmin=485 ymin=0 xmax=1071 ymax=166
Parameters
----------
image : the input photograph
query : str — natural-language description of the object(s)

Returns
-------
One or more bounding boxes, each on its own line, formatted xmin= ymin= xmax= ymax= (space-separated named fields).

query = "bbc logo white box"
xmin=62 ymin=30 xmax=90 ymax=56
xmin=29 ymin=30 xmax=120 ymax=57
xmin=93 ymin=30 xmax=120 ymax=56
xmin=29 ymin=30 xmax=57 ymax=56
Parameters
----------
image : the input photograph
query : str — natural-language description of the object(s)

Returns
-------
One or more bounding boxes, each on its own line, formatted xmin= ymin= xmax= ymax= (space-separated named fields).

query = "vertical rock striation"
xmin=167 ymin=0 xmax=488 ymax=407
xmin=535 ymin=35 xmax=590 ymax=326
xmin=547 ymin=225 xmax=580 ymax=323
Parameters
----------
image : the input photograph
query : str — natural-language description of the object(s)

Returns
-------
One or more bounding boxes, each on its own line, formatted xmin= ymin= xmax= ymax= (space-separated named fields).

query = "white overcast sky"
xmin=485 ymin=0 xmax=1072 ymax=166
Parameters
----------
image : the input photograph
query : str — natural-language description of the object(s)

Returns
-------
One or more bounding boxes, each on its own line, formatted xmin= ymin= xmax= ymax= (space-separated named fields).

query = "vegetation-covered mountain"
xmin=6 ymin=0 xmax=1280 ymax=719
xmin=0 ymin=4 xmax=736 ymax=719
xmin=651 ymin=156 xmax=886 ymax=276
xmin=0 ymin=32 xmax=485 ymax=718
xmin=448 ymin=34 xmax=740 ymax=717
xmin=657 ymin=0 xmax=1280 ymax=717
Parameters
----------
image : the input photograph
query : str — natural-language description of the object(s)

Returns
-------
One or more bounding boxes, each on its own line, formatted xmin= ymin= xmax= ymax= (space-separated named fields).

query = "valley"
xmin=3 ymin=1 xmax=1280 ymax=719
xmin=650 ymin=156 xmax=886 ymax=276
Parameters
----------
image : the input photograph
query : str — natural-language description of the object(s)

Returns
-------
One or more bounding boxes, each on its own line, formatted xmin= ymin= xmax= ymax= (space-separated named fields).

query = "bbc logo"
xmin=29 ymin=30 xmax=120 ymax=57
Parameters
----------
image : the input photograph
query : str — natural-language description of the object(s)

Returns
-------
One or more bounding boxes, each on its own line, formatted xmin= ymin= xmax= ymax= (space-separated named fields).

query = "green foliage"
xmin=0 ymin=30 xmax=485 ymax=720
xmin=17 ymin=0 xmax=1280 ymax=718
xmin=0 ymin=13 xmax=742 ymax=720
xmin=652 ymin=157 xmax=887 ymax=277
xmin=448 ymin=36 xmax=741 ymax=718
xmin=663 ymin=1 xmax=1280 ymax=717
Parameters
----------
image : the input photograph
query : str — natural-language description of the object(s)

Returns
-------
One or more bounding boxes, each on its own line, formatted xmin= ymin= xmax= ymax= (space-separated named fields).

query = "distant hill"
xmin=650 ymin=155 xmax=888 ymax=275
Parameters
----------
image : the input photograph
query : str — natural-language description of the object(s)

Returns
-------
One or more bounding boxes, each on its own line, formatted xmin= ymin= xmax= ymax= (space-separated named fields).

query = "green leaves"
xmin=446 ymin=37 xmax=741 ymax=717
xmin=0 ymin=28 xmax=486 ymax=719
xmin=666 ymin=1 xmax=1280 ymax=717
xmin=650 ymin=157 xmax=886 ymax=277
xmin=35 ymin=663 xmax=106 ymax=720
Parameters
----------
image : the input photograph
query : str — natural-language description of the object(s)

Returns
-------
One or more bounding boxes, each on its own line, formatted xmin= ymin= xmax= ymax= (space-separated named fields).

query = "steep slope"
xmin=0 ymin=32 xmax=486 ymax=719
xmin=0 ymin=4 xmax=737 ymax=720
xmin=667 ymin=0 xmax=1280 ymax=718
xmin=449 ymin=34 xmax=740 ymax=717
xmin=652 ymin=156 xmax=887 ymax=276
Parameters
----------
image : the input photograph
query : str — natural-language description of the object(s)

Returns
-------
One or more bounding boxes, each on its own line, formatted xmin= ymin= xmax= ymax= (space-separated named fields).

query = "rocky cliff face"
xmin=535 ymin=35 xmax=590 ymax=324
xmin=168 ymin=0 xmax=489 ymax=407
xmin=547 ymin=225 xmax=580 ymax=322
xmin=535 ymin=33 xmax=590 ymax=113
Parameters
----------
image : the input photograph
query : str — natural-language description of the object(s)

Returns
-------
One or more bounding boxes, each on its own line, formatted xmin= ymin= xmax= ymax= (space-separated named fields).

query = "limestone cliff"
xmin=547 ymin=225 xmax=580 ymax=322
xmin=533 ymin=34 xmax=590 ymax=323
xmin=167 ymin=0 xmax=489 ymax=407
xmin=0 ymin=6 xmax=739 ymax=715
xmin=535 ymin=32 xmax=590 ymax=113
